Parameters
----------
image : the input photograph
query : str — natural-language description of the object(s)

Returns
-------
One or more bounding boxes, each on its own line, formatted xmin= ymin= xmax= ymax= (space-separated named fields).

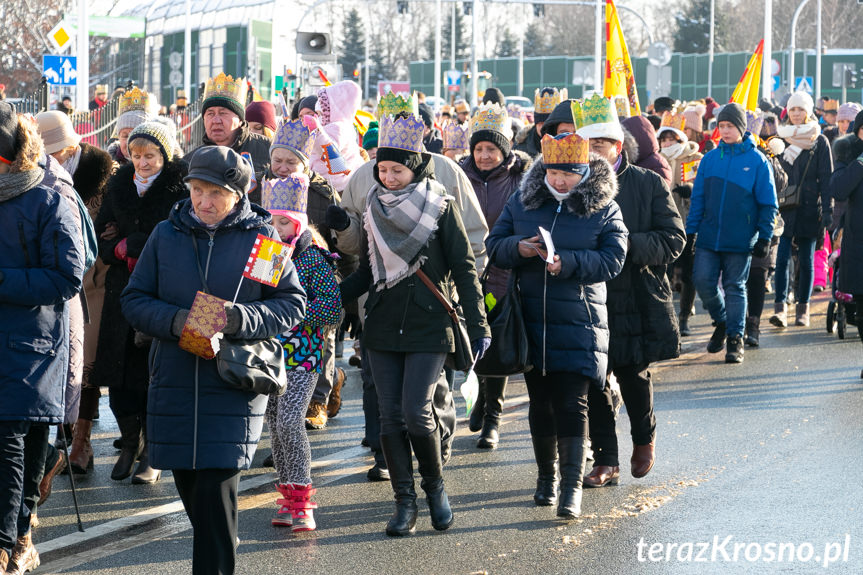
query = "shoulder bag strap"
xmin=190 ymin=234 xmax=210 ymax=294
xmin=416 ymin=269 xmax=460 ymax=324
xmin=799 ymin=149 xmax=815 ymax=184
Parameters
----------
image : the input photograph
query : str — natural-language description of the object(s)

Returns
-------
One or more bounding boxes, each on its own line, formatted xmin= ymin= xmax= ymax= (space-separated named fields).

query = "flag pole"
xmin=232 ymin=277 xmax=244 ymax=306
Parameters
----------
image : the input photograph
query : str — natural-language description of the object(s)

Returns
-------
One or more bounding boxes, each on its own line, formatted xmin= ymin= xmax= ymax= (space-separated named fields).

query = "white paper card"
xmin=538 ymin=226 xmax=556 ymax=264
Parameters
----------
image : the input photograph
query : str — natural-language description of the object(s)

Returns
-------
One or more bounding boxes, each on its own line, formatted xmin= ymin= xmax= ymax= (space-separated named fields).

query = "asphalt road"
xmin=31 ymin=293 xmax=863 ymax=574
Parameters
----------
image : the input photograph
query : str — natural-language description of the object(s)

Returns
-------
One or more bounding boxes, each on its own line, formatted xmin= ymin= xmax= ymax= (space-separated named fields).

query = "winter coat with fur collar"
xmin=486 ymin=155 xmax=628 ymax=384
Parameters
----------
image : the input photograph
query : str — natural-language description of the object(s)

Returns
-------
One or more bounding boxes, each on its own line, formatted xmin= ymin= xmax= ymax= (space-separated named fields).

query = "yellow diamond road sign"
xmin=48 ymin=22 xmax=72 ymax=52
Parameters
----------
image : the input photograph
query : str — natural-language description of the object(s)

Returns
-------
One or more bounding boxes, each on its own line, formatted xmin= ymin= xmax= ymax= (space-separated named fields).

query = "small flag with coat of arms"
xmin=243 ymin=233 xmax=294 ymax=287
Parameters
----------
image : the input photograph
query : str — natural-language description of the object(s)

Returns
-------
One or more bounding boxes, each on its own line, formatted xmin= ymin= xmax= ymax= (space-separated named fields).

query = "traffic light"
xmin=845 ymin=67 xmax=858 ymax=88
xmin=463 ymin=2 xmax=471 ymax=15
xmin=397 ymin=1 xmax=408 ymax=14
xmin=533 ymin=3 xmax=545 ymax=16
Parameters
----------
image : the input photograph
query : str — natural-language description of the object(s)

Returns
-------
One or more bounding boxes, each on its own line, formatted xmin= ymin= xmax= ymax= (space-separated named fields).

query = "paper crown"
xmin=470 ymin=103 xmax=511 ymax=137
xmin=376 ymin=91 xmax=418 ymax=120
xmin=581 ymin=93 xmax=618 ymax=126
xmin=118 ymin=87 xmax=149 ymax=115
xmin=613 ymin=96 xmax=631 ymax=119
xmin=95 ymin=84 xmax=108 ymax=94
xmin=657 ymin=111 xmax=687 ymax=141
xmin=534 ymin=88 xmax=567 ymax=115
xmin=442 ymin=121 xmax=471 ymax=150
xmin=203 ymin=73 xmax=248 ymax=109
xmin=261 ymin=174 xmax=309 ymax=215
xmin=272 ymin=119 xmax=316 ymax=160
xmin=541 ymin=133 xmax=589 ymax=166
xmin=746 ymin=109 xmax=765 ymax=136
xmin=379 ymin=114 xmax=424 ymax=154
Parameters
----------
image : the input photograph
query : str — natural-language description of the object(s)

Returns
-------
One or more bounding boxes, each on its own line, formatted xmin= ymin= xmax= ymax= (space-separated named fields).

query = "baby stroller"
xmin=826 ymin=248 xmax=856 ymax=339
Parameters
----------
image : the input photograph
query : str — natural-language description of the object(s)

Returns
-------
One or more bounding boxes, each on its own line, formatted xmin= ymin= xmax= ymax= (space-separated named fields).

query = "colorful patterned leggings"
xmin=265 ymin=371 xmax=319 ymax=485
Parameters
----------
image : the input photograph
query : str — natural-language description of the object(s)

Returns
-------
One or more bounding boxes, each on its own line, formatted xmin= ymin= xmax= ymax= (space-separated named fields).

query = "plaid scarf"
xmin=364 ymin=178 xmax=450 ymax=291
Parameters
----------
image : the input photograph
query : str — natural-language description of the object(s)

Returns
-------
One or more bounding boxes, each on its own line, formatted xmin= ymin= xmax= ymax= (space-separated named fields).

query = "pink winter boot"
xmin=272 ymin=483 xmax=293 ymax=527
xmin=289 ymin=483 xmax=318 ymax=532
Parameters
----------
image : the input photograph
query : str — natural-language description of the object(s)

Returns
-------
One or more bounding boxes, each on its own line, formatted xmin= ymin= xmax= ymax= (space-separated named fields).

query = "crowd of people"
xmin=1 ymin=72 xmax=862 ymax=575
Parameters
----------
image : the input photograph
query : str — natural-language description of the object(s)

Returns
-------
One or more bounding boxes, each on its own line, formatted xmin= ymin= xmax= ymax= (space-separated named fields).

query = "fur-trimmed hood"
xmin=515 ymin=124 xmax=535 ymax=145
xmin=519 ymin=153 xmax=618 ymax=217
xmin=833 ymin=133 xmax=863 ymax=165
xmin=73 ymin=142 xmax=114 ymax=203
xmin=622 ymin=128 xmax=639 ymax=162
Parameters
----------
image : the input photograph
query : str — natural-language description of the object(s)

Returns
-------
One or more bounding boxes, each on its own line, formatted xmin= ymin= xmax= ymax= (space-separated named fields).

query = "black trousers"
xmin=0 ymin=421 xmax=29 ymax=556
xmin=173 ymin=468 xmax=241 ymax=575
xmin=746 ymin=266 xmax=770 ymax=318
xmin=524 ymin=371 xmax=591 ymax=439
xmin=20 ymin=424 xmax=50 ymax=535
xmin=588 ymin=364 xmax=656 ymax=467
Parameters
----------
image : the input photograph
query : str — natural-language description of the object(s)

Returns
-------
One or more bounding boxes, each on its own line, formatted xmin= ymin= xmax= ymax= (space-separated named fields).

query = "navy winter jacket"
xmin=486 ymin=156 xmax=628 ymax=384
xmin=121 ymin=197 xmax=306 ymax=470
xmin=686 ymin=133 xmax=778 ymax=253
xmin=0 ymin=180 xmax=85 ymax=422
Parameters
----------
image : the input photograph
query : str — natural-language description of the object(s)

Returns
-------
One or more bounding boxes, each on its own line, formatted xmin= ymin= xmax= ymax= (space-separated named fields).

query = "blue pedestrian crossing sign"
xmin=43 ymin=55 xmax=78 ymax=86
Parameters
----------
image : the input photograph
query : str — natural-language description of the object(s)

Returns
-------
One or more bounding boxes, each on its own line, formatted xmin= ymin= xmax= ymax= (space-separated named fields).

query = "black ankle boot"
xmin=744 ymin=316 xmax=760 ymax=347
xmin=707 ymin=321 xmax=727 ymax=353
xmin=557 ymin=437 xmax=587 ymax=519
xmin=468 ymin=381 xmax=485 ymax=433
xmin=531 ymin=435 xmax=559 ymax=506
xmin=410 ymin=430 xmax=454 ymax=531
xmin=678 ymin=315 xmax=691 ymax=336
xmin=477 ymin=377 xmax=506 ymax=449
xmin=111 ymin=415 xmax=143 ymax=481
xmin=131 ymin=421 xmax=161 ymax=484
xmin=380 ymin=432 xmax=417 ymax=536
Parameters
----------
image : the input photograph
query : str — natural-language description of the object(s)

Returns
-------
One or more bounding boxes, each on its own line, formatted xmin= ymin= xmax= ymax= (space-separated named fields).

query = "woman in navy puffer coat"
xmin=486 ymin=134 xmax=627 ymax=521
xmin=121 ymin=146 xmax=306 ymax=575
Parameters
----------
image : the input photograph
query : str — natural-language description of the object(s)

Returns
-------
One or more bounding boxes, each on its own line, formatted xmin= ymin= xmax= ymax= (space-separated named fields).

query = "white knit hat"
xmin=35 ymin=110 xmax=81 ymax=155
xmin=112 ymin=110 xmax=151 ymax=138
xmin=786 ymin=91 xmax=814 ymax=118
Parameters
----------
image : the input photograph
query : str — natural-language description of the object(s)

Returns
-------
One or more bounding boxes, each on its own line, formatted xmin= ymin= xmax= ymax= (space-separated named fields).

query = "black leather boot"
xmin=744 ymin=316 xmax=760 ymax=347
xmin=131 ymin=420 xmax=161 ymax=484
xmin=111 ymin=415 xmax=143 ymax=481
xmin=531 ymin=435 xmax=559 ymax=506
xmin=410 ymin=430 xmax=454 ymax=531
xmin=477 ymin=377 xmax=506 ymax=449
xmin=468 ymin=380 xmax=485 ymax=432
xmin=557 ymin=436 xmax=587 ymax=519
xmin=380 ymin=431 xmax=418 ymax=536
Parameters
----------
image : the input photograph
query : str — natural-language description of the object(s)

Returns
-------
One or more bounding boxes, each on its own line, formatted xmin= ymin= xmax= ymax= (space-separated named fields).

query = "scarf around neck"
xmin=364 ymin=178 xmax=450 ymax=291
xmin=134 ymin=170 xmax=162 ymax=197
xmin=660 ymin=142 xmax=686 ymax=161
xmin=0 ymin=169 xmax=45 ymax=202
xmin=778 ymin=121 xmax=820 ymax=163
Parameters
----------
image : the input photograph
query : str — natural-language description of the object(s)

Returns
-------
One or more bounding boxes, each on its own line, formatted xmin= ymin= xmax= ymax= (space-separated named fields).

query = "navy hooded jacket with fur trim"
xmin=486 ymin=155 xmax=628 ymax=384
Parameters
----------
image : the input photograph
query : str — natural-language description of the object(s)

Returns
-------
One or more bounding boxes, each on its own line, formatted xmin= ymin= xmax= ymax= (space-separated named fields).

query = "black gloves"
xmin=752 ymin=238 xmax=770 ymax=259
xmin=171 ymin=309 xmax=190 ymax=337
xmin=326 ymin=205 xmax=351 ymax=232
xmin=684 ymin=234 xmax=697 ymax=257
xmin=223 ymin=306 xmax=242 ymax=335
xmin=672 ymin=184 xmax=693 ymax=199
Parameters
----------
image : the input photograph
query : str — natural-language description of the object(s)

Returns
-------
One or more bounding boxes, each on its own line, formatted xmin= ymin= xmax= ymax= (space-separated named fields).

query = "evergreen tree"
xmin=523 ymin=20 xmax=549 ymax=57
xmin=424 ymin=6 xmax=469 ymax=62
xmin=672 ymin=0 xmax=728 ymax=54
xmin=496 ymin=28 xmax=518 ymax=58
xmin=338 ymin=8 xmax=366 ymax=76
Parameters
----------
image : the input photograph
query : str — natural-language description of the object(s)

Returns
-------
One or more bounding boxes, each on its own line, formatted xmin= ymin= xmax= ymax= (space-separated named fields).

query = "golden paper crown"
xmin=379 ymin=114 xmax=424 ymax=153
xmin=203 ymin=72 xmax=248 ymax=109
xmin=534 ymin=88 xmax=567 ymax=115
xmin=541 ymin=133 xmax=589 ymax=166
xmin=570 ymin=100 xmax=585 ymax=130
xmin=470 ymin=103 xmax=510 ymax=136
xmin=581 ymin=93 xmax=618 ymax=126
xmin=613 ymin=96 xmax=631 ymax=119
xmin=442 ymin=121 xmax=471 ymax=150
xmin=376 ymin=91 xmax=418 ymax=120
xmin=118 ymin=87 xmax=149 ymax=115
xmin=660 ymin=111 xmax=686 ymax=132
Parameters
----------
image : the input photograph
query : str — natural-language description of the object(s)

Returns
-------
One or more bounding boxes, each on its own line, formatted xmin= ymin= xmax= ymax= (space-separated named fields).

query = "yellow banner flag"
xmin=729 ymin=40 xmax=764 ymax=110
xmin=604 ymin=0 xmax=640 ymax=117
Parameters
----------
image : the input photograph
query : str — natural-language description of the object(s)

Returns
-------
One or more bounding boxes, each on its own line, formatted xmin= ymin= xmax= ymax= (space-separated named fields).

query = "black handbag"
xmin=190 ymin=236 xmax=287 ymax=396
xmin=475 ymin=270 xmax=532 ymax=377
xmin=777 ymin=149 xmax=814 ymax=212
xmin=415 ymin=269 xmax=475 ymax=372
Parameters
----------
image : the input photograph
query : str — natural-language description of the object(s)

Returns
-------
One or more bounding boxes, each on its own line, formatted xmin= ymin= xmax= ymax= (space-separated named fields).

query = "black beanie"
xmin=202 ymin=96 xmax=246 ymax=122
xmin=541 ymin=99 xmax=576 ymax=136
xmin=717 ymin=103 xmax=747 ymax=136
xmin=298 ymin=95 xmax=318 ymax=114
xmin=470 ymin=129 xmax=512 ymax=158
xmin=0 ymin=101 xmax=18 ymax=165
xmin=853 ymin=109 xmax=863 ymax=137
xmin=482 ymin=87 xmax=505 ymax=107
xmin=417 ymin=103 xmax=434 ymax=128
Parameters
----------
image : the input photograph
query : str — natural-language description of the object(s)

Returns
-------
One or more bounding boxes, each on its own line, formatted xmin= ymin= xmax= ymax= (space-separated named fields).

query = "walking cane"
xmin=57 ymin=424 xmax=85 ymax=532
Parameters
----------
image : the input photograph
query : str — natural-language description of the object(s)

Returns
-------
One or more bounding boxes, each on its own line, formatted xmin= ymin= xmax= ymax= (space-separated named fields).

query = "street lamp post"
xmin=763 ymin=0 xmax=772 ymax=102
xmin=815 ymin=0 xmax=822 ymax=99
xmin=470 ymin=0 xmax=479 ymax=108
xmin=788 ymin=0 xmax=810 ymax=92
xmin=77 ymin=0 xmax=89 ymax=110
xmin=708 ymin=0 xmax=714 ymax=96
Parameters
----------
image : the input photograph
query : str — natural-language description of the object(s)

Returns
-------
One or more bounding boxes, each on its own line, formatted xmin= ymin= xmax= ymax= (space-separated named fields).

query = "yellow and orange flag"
xmin=729 ymin=39 xmax=764 ymax=111
xmin=604 ymin=0 xmax=640 ymax=117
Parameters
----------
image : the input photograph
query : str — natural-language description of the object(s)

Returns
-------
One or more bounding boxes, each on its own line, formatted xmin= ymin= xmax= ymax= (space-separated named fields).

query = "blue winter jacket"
xmin=486 ymin=156 xmax=628 ymax=385
xmin=686 ymin=133 xmax=778 ymax=253
xmin=0 ymin=179 xmax=85 ymax=422
xmin=121 ymin=197 xmax=307 ymax=471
